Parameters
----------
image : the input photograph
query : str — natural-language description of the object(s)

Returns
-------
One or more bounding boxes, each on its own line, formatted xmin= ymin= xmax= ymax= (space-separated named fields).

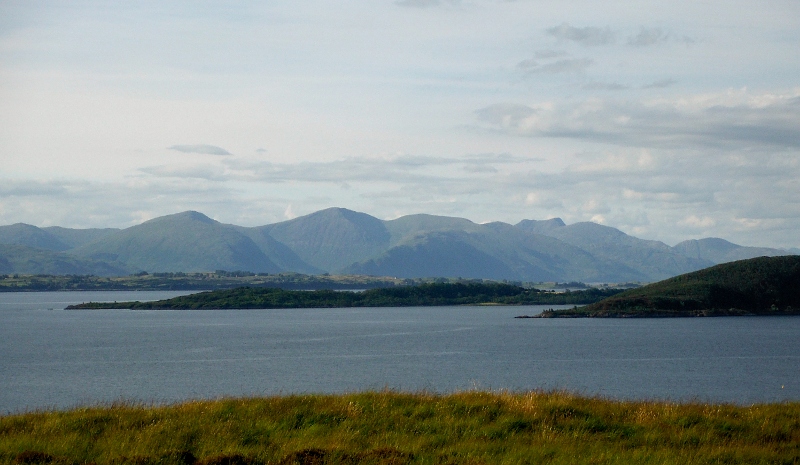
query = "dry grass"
xmin=1 ymin=391 xmax=798 ymax=464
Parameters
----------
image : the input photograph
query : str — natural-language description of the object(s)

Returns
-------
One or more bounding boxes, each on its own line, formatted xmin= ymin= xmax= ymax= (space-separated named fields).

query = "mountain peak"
xmin=152 ymin=211 xmax=216 ymax=225
xmin=515 ymin=217 xmax=566 ymax=234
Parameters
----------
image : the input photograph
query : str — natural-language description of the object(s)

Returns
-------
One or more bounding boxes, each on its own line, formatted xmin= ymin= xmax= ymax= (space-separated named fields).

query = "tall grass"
xmin=1 ymin=391 xmax=798 ymax=464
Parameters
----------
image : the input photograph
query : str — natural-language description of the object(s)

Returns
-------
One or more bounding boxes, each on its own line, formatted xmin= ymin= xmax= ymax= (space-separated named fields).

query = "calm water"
xmin=2 ymin=291 xmax=799 ymax=413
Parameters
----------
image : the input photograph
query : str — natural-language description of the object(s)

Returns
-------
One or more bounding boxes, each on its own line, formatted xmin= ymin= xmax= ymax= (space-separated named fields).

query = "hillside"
xmin=0 ymin=223 xmax=72 ymax=252
xmin=70 ymin=212 xmax=282 ymax=274
xmin=0 ymin=244 xmax=130 ymax=276
xmin=518 ymin=220 xmax=713 ymax=281
xmin=256 ymin=208 xmax=390 ymax=272
xmin=539 ymin=256 xmax=800 ymax=317
xmin=672 ymin=237 xmax=787 ymax=264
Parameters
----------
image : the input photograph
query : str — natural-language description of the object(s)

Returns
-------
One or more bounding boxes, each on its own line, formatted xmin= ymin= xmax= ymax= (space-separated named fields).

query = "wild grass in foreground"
xmin=1 ymin=391 xmax=798 ymax=464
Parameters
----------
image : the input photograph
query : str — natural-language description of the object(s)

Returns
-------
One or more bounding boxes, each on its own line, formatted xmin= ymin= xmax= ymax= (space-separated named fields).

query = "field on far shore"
xmin=1 ymin=391 xmax=798 ymax=465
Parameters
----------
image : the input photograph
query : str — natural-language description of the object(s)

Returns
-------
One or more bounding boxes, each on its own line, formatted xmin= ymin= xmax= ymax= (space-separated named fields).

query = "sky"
xmin=1 ymin=1 xmax=799 ymax=249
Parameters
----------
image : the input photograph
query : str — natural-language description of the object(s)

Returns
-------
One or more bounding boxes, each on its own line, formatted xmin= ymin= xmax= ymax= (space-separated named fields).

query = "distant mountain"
xmin=0 ymin=223 xmax=72 ymax=252
xmin=345 ymin=230 xmax=523 ymax=280
xmin=0 ymin=223 xmax=119 ymax=252
xmin=541 ymin=256 xmax=800 ymax=317
xmin=257 ymin=208 xmax=391 ymax=272
xmin=517 ymin=219 xmax=713 ymax=281
xmin=515 ymin=218 xmax=566 ymax=235
xmin=42 ymin=226 xmax=119 ymax=249
xmin=672 ymin=238 xmax=787 ymax=264
xmin=234 ymin=227 xmax=322 ymax=275
xmin=1 ymin=209 xmax=795 ymax=281
xmin=70 ymin=211 xmax=282 ymax=273
xmin=0 ymin=244 xmax=130 ymax=276
xmin=347 ymin=216 xmax=639 ymax=282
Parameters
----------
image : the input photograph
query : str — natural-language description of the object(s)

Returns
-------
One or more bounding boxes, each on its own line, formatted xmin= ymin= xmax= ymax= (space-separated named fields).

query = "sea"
xmin=2 ymin=291 xmax=799 ymax=413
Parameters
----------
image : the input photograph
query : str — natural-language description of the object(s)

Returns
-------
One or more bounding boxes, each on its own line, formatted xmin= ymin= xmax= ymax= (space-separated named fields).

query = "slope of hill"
xmin=344 ymin=231 xmax=524 ymax=280
xmin=346 ymin=220 xmax=642 ymax=282
xmin=43 ymin=226 xmax=119 ymax=249
xmin=70 ymin=211 xmax=281 ymax=273
xmin=257 ymin=208 xmax=391 ymax=272
xmin=0 ymin=244 xmax=130 ymax=276
xmin=540 ymin=256 xmax=800 ymax=317
xmin=0 ymin=223 xmax=72 ymax=252
xmin=234 ymin=227 xmax=322 ymax=275
xmin=672 ymin=237 xmax=787 ymax=264
xmin=518 ymin=220 xmax=713 ymax=281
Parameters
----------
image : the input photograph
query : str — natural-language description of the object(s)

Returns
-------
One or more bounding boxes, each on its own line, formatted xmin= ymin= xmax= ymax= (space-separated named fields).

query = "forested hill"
xmin=539 ymin=256 xmax=800 ymax=317
xmin=66 ymin=283 xmax=621 ymax=309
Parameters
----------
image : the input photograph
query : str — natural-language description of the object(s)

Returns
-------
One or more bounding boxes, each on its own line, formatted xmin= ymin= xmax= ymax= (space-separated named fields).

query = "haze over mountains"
xmin=0 ymin=208 xmax=795 ymax=282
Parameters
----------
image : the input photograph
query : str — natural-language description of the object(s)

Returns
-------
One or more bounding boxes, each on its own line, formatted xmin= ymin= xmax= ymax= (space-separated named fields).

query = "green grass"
xmin=2 ymin=391 xmax=798 ymax=464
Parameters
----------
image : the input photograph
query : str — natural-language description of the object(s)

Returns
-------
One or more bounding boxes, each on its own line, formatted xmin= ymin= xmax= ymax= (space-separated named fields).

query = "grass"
xmin=2 ymin=391 xmax=798 ymax=464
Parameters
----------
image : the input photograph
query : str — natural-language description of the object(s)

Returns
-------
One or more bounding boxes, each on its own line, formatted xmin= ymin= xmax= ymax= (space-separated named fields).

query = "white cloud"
xmin=642 ymin=78 xmax=677 ymax=89
xmin=475 ymin=89 xmax=800 ymax=150
xmin=546 ymin=23 xmax=615 ymax=46
xmin=679 ymin=215 xmax=716 ymax=229
xmin=167 ymin=145 xmax=232 ymax=156
xmin=518 ymin=58 xmax=593 ymax=75
xmin=628 ymin=27 xmax=669 ymax=47
xmin=583 ymin=81 xmax=629 ymax=91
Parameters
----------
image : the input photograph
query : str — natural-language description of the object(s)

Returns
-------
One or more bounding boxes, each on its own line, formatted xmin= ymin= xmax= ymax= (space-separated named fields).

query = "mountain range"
xmin=0 ymin=208 xmax=795 ymax=282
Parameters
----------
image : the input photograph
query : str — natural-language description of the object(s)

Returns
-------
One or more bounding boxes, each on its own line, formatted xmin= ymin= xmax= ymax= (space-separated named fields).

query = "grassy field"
xmin=2 ymin=391 xmax=798 ymax=464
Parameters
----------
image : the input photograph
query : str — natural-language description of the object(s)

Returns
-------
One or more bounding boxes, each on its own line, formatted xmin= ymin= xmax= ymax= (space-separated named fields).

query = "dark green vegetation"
xmin=539 ymin=256 xmax=800 ymax=317
xmin=66 ymin=283 xmax=621 ymax=309
xmin=0 ymin=272 xmax=407 ymax=292
xmin=2 ymin=208 xmax=793 ymax=282
xmin=2 ymin=391 xmax=798 ymax=465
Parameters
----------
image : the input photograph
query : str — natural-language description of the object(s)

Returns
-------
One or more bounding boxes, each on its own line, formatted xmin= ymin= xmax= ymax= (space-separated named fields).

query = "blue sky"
xmin=1 ymin=0 xmax=799 ymax=248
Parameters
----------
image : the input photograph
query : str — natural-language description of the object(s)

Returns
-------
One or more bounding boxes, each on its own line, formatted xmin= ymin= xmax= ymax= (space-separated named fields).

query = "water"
xmin=2 ymin=291 xmax=799 ymax=413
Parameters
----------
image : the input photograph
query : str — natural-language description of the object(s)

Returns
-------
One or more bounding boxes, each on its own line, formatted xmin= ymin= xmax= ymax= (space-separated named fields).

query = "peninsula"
xmin=536 ymin=255 xmax=800 ymax=317
xmin=65 ymin=282 xmax=620 ymax=309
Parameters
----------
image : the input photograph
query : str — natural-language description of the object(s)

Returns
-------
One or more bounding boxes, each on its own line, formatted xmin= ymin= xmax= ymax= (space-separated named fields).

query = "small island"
xmin=65 ymin=282 xmax=621 ymax=309
xmin=535 ymin=255 xmax=800 ymax=318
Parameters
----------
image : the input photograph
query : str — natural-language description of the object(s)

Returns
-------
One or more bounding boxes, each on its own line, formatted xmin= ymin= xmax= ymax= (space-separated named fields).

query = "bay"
xmin=1 ymin=291 xmax=798 ymax=413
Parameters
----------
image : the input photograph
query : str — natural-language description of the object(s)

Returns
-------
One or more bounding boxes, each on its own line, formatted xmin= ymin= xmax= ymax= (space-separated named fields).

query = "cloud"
xmin=534 ymin=50 xmax=568 ymax=59
xmin=139 ymin=164 xmax=228 ymax=181
xmin=583 ymin=82 xmax=629 ymax=91
xmin=0 ymin=178 xmax=237 ymax=228
xmin=628 ymin=27 xmax=669 ymax=47
xmin=218 ymin=152 xmax=528 ymax=185
xmin=474 ymin=89 xmax=800 ymax=150
xmin=642 ymin=78 xmax=677 ymax=89
xmin=167 ymin=144 xmax=232 ymax=156
xmin=546 ymin=23 xmax=615 ymax=46
xmin=395 ymin=0 xmax=459 ymax=7
xmin=518 ymin=58 xmax=593 ymax=75
xmin=0 ymin=180 xmax=69 ymax=197
xmin=474 ymin=103 xmax=536 ymax=127
xmin=501 ymin=149 xmax=800 ymax=245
